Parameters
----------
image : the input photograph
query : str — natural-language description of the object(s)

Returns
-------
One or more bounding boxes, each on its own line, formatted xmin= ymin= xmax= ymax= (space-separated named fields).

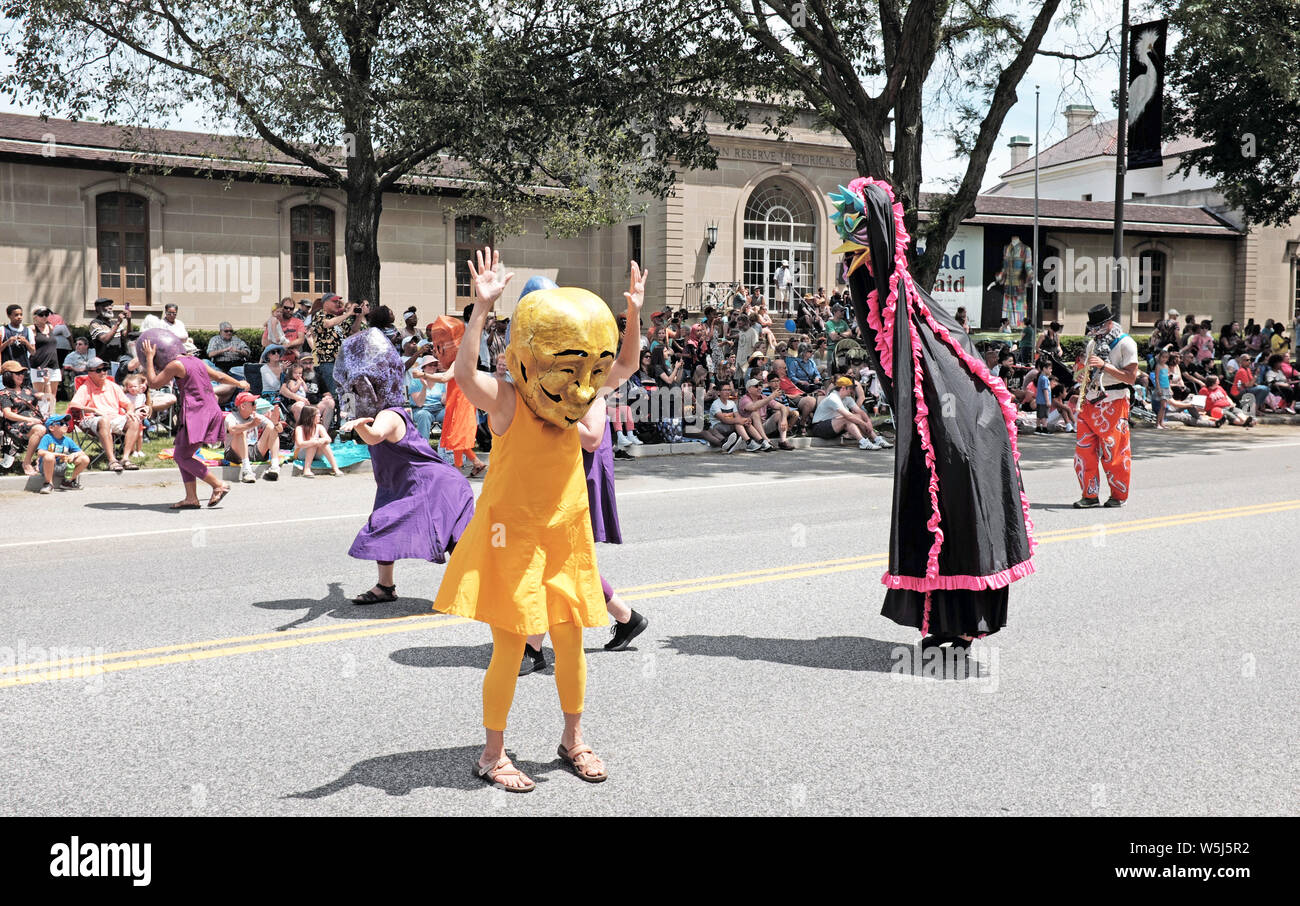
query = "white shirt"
xmin=142 ymin=314 xmax=188 ymax=340
xmin=1103 ymin=335 xmax=1139 ymax=402
xmin=775 ymin=266 xmax=793 ymax=289
xmin=813 ymin=391 xmax=857 ymax=423
xmin=709 ymin=398 xmax=738 ymax=424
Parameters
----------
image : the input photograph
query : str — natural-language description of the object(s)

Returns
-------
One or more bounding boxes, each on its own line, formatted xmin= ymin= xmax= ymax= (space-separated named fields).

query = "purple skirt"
xmin=349 ymin=408 xmax=475 ymax=562
xmin=584 ymin=421 xmax=622 ymax=544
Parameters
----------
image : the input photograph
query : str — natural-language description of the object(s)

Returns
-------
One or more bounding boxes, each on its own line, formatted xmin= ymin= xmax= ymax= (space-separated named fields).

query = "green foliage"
xmin=1164 ymin=0 xmax=1300 ymax=225
xmin=1 ymin=1 xmax=782 ymax=296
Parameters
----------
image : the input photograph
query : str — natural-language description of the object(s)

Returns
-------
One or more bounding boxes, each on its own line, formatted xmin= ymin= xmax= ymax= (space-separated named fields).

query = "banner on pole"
xmin=1126 ymin=19 xmax=1168 ymax=171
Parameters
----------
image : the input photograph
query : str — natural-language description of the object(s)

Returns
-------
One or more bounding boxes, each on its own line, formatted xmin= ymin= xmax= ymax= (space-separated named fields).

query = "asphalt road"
xmin=1 ymin=424 xmax=1297 ymax=816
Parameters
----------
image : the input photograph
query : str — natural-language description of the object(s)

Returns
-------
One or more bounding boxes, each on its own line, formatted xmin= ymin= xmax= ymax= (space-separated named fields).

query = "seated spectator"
xmin=786 ymin=343 xmax=821 ymax=392
xmin=825 ymin=304 xmax=850 ymax=344
xmin=1182 ymin=321 xmax=1215 ymax=364
xmin=264 ymin=297 xmax=307 ymax=353
xmin=1272 ymin=325 xmax=1292 ymax=358
xmin=63 ymin=337 xmax=93 ymax=377
xmin=34 ymin=413 xmax=89 ymax=493
xmin=745 ymin=351 xmax=769 ymax=384
xmin=141 ymin=303 xmax=189 ymax=345
xmin=1 ymin=361 xmax=47 ymax=474
xmin=1261 ymin=354 xmax=1297 ymax=410
xmin=259 ymin=345 xmax=286 ymax=395
xmin=1178 ymin=350 xmax=1207 ymax=393
xmin=768 ymin=359 xmax=818 ymax=431
xmin=737 ymin=378 xmax=793 ymax=451
xmin=1047 ymin=382 xmax=1076 ymax=432
xmin=207 ymin=322 xmax=250 ymax=372
xmin=297 ymin=353 xmax=336 ymax=433
xmin=707 ymin=382 xmax=764 ymax=453
xmin=69 ymin=357 xmax=141 ymax=472
xmin=809 ymin=377 xmax=890 ymax=449
xmin=398 ymin=307 xmax=422 ymax=347
xmin=1202 ymin=375 xmax=1254 ymax=427
xmin=225 ymin=392 xmax=282 ymax=482
xmin=279 ymin=362 xmax=311 ymax=423
xmin=293 ymin=405 xmax=342 ymax=478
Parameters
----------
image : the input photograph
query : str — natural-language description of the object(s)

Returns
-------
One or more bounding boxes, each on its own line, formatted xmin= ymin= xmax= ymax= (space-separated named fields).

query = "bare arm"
xmin=601 ymin=261 xmax=647 ymax=394
xmin=203 ymin=361 xmax=248 ymax=389
xmin=454 ymin=248 xmax=516 ymax=427
xmin=577 ymin=395 xmax=607 ymax=452
xmin=343 ymin=409 xmax=404 ymax=446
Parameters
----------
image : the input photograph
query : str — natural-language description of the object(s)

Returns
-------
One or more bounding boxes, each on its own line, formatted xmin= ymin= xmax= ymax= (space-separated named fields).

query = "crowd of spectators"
xmin=6 ymin=288 xmax=1298 ymax=484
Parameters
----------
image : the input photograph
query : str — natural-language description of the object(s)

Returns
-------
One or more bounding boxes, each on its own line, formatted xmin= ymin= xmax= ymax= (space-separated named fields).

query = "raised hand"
xmin=467 ymin=246 xmax=515 ymax=311
xmin=624 ymin=260 xmax=647 ymax=315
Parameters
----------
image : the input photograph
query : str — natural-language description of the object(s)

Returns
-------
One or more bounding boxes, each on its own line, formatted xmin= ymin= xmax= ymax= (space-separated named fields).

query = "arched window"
xmin=742 ymin=180 xmax=816 ymax=303
xmin=290 ymin=205 xmax=335 ymax=295
xmin=1137 ymin=250 xmax=1166 ymax=324
xmin=96 ymin=192 xmax=150 ymax=305
xmin=455 ymin=215 xmax=493 ymax=305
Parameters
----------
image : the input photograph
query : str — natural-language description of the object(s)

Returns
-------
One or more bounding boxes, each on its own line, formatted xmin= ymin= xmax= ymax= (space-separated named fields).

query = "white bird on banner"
xmin=1128 ymin=28 xmax=1159 ymax=125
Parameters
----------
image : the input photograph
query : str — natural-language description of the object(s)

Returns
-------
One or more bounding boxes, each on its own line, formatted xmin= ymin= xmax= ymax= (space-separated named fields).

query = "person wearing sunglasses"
xmin=69 ymin=357 xmax=142 ymax=472
xmin=206 ymin=322 xmax=250 ymax=373
xmin=262 ymin=297 xmax=307 ymax=354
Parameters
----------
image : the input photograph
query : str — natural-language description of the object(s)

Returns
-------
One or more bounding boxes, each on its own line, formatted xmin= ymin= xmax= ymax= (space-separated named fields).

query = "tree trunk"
xmin=344 ymin=173 xmax=382 ymax=305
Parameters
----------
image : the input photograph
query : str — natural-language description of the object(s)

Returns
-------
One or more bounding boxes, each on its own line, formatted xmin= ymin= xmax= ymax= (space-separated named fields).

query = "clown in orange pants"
xmin=1074 ymin=396 xmax=1132 ymax=504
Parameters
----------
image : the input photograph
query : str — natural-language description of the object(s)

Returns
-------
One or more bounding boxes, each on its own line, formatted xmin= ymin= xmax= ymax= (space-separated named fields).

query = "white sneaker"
xmin=759 ymin=440 xmax=773 ymax=452
xmin=873 ymin=436 xmax=893 ymax=448
xmin=627 ymin=433 xmax=644 ymax=445
xmin=0 ymin=452 xmax=13 ymax=469
xmin=721 ymin=433 xmax=740 ymax=453
xmin=130 ymin=451 xmax=146 ymax=460
xmin=745 ymin=440 xmax=762 ymax=452
xmin=264 ymin=464 xmax=280 ymax=482
xmin=240 ymin=467 xmax=256 ymax=483
xmin=858 ymin=437 xmax=876 ymax=450
xmin=614 ymin=432 xmax=630 ymax=449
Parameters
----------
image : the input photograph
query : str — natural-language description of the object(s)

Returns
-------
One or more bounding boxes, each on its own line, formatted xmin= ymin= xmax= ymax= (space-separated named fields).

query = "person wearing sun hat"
xmin=1073 ymin=303 xmax=1139 ymax=509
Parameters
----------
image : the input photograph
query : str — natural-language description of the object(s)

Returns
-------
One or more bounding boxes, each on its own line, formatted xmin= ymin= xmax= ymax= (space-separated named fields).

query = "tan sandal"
xmin=468 ymin=462 xmax=487 ymax=479
xmin=557 ymin=742 xmax=608 ymax=783
xmin=475 ymin=754 xmax=535 ymax=793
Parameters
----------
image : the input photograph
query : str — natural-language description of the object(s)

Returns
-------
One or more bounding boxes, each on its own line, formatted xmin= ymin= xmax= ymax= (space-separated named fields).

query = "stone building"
xmin=0 ymin=109 xmax=861 ymax=330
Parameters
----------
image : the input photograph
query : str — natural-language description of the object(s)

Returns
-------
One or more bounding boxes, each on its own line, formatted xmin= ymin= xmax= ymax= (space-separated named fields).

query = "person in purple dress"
xmin=139 ymin=332 xmax=247 ymax=509
xmin=336 ymin=328 xmax=475 ymax=605
xmin=519 ymin=264 xmax=651 ymax=675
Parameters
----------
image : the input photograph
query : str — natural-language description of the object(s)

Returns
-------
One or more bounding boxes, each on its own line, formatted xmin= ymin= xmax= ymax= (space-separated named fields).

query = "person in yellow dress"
xmin=433 ymin=247 xmax=619 ymax=793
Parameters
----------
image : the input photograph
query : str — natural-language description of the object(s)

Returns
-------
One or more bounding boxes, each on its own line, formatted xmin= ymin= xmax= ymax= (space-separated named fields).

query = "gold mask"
xmin=506 ymin=287 xmax=618 ymax=428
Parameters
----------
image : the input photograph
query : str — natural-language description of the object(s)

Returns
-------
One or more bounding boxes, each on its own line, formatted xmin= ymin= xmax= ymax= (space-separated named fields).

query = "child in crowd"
xmin=121 ymin=373 xmax=153 ymax=458
xmin=1034 ymin=357 xmax=1051 ymax=434
xmin=34 ymin=414 xmax=89 ymax=493
xmin=279 ymin=362 xmax=310 ymax=423
xmin=1153 ymin=348 xmax=1171 ymax=429
xmin=293 ymin=404 xmax=343 ymax=478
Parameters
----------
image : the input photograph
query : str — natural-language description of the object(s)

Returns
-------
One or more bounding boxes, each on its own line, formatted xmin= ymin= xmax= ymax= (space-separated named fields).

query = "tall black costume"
xmin=830 ymin=178 xmax=1035 ymax=638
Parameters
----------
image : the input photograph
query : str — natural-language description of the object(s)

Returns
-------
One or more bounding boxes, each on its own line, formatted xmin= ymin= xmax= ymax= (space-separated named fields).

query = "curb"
xmin=0 ymin=458 xmax=373 ymax=493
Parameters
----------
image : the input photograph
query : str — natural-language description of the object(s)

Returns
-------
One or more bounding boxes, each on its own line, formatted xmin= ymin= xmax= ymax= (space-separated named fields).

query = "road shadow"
xmin=285 ymin=745 xmax=567 ymax=798
xmin=251 ymin=581 xmax=436 ymax=631
xmin=661 ymin=634 xmax=901 ymax=673
xmin=390 ymin=643 xmax=495 ymax=670
xmin=83 ymin=501 xmax=182 ymax=513
xmin=1028 ymin=502 xmax=1081 ymax=511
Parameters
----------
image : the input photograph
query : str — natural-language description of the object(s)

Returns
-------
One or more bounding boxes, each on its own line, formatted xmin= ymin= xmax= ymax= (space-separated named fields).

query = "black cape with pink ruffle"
xmin=836 ymin=178 xmax=1035 ymax=637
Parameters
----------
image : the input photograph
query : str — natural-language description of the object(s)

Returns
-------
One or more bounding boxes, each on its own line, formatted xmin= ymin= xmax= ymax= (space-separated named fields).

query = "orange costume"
xmin=427 ymin=316 xmax=480 ymax=466
xmin=1074 ymin=396 xmax=1132 ymax=502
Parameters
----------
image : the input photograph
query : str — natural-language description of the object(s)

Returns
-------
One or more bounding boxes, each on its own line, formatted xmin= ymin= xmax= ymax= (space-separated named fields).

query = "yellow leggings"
xmin=483 ymin=622 xmax=585 ymax=732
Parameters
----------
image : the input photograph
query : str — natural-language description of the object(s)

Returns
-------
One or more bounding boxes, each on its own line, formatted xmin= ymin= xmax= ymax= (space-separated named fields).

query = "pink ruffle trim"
xmin=847 ymin=175 xmax=1036 ymax=589
xmin=883 ymin=559 xmax=1038 ymax=592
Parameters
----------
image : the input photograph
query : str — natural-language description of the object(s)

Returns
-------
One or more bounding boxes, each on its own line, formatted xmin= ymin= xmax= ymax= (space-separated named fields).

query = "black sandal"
xmin=352 ymin=583 xmax=397 ymax=605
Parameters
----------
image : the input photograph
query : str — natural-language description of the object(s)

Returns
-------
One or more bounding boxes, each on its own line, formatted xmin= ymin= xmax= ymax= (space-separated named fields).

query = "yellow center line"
xmin=0 ymin=618 xmax=472 ymax=689
xmin=0 ymin=613 xmax=451 ymax=675
xmin=5 ymin=499 xmax=1297 ymax=687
